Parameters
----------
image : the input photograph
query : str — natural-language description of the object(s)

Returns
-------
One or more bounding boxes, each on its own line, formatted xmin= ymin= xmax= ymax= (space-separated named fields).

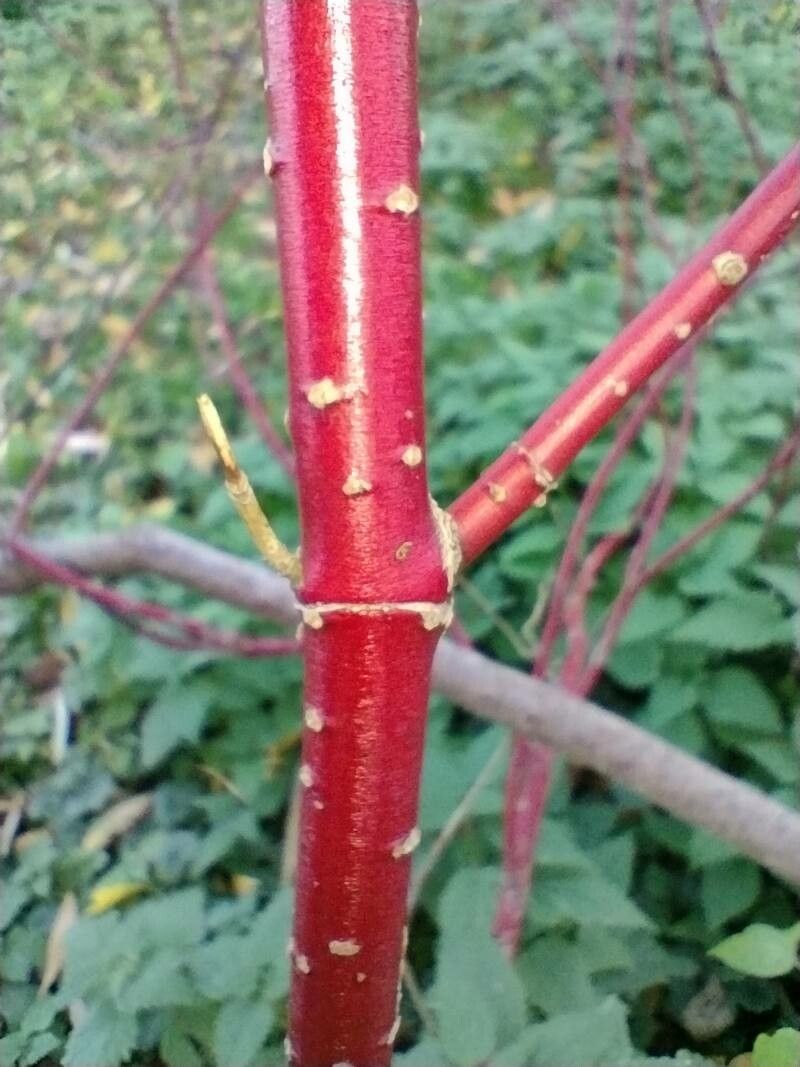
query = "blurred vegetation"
xmin=1 ymin=1 xmax=798 ymax=1064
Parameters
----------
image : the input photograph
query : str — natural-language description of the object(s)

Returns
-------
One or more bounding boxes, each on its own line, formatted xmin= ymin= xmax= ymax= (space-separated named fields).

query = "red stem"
xmin=450 ymin=144 xmax=800 ymax=565
xmin=492 ymin=738 xmax=553 ymax=956
xmin=581 ymin=353 xmax=698 ymax=691
xmin=658 ymin=0 xmax=705 ymax=230
xmin=10 ymin=166 xmax=261 ymax=537
xmin=533 ymin=356 xmax=685 ymax=679
xmin=613 ymin=0 xmax=640 ymax=323
xmin=692 ymin=0 xmax=769 ymax=175
xmin=641 ymin=423 xmax=800 ymax=587
xmin=196 ymin=243 xmax=296 ymax=478
xmin=7 ymin=539 xmax=298 ymax=658
xmin=262 ymin=4 xmax=450 ymax=1063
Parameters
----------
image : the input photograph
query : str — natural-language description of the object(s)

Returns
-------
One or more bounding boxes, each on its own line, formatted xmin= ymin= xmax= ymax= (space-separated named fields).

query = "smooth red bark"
xmin=262 ymin=3 xmax=449 ymax=1063
xmin=450 ymin=143 xmax=800 ymax=565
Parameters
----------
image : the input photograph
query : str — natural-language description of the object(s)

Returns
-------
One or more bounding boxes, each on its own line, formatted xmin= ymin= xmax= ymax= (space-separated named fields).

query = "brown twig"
xmin=5 ymin=523 xmax=800 ymax=883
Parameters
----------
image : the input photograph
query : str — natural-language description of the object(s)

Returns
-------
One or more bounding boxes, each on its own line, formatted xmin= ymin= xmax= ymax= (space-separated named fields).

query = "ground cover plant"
xmin=1 ymin=1 xmax=799 ymax=1065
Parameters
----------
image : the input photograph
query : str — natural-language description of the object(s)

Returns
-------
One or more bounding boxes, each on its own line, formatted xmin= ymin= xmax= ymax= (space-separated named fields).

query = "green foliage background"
xmin=1 ymin=1 xmax=798 ymax=1064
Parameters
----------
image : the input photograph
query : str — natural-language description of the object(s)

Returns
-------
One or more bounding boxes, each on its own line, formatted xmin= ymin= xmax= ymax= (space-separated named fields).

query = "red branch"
xmin=532 ymin=357 xmax=685 ymax=680
xmin=581 ymin=353 xmax=698 ymax=690
xmin=642 ymin=423 xmax=800 ymax=587
xmin=262 ymin=3 xmax=450 ymax=1063
xmin=9 ymin=166 xmax=261 ymax=537
xmin=7 ymin=538 xmax=298 ymax=658
xmin=450 ymin=143 xmax=800 ymax=565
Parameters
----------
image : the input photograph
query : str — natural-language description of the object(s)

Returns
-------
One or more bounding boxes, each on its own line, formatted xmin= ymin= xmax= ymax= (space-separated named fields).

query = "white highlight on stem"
xmin=327 ymin=1 xmax=366 ymax=397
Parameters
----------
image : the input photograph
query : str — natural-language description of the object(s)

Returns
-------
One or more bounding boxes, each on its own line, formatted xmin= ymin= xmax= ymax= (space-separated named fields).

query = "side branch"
xmin=450 ymin=144 xmax=800 ymax=565
xmin=5 ymin=525 xmax=800 ymax=886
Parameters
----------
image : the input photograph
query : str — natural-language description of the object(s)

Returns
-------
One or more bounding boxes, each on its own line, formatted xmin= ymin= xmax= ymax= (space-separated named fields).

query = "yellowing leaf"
xmin=100 ymin=314 xmax=133 ymax=342
xmin=81 ymin=794 xmax=152 ymax=852
xmin=144 ymin=496 xmax=176 ymax=520
xmin=138 ymin=71 xmax=163 ymax=116
xmin=86 ymin=882 xmax=149 ymax=915
xmin=39 ymin=892 xmax=78 ymax=995
xmin=93 ymin=236 xmax=127 ymax=265
xmin=1 ymin=220 xmax=27 ymax=241
xmin=230 ymin=874 xmax=259 ymax=897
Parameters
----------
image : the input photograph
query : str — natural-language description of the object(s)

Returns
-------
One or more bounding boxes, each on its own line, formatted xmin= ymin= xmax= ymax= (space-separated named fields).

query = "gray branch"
xmin=4 ymin=524 xmax=800 ymax=887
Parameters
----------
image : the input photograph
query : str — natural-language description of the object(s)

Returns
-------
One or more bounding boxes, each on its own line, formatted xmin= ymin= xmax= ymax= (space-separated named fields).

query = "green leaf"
xmin=701 ymin=859 xmax=761 ymax=930
xmin=607 ymin=640 xmax=662 ymax=689
xmin=703 ymin=668 xmax=783 ymax=734
xmin=710 ymin=923 xmax=800 ymax=977
xmin=123 ymin=888 xmax=206 ymax=948
xmin=63 ymin=1002 xmax=138 ymax=1067
xmin=431 ymin=868 xmax=526 ymax=1066
xmin=532 ymin=867 xmax=652 ymax=931
xmin=159 ymin=1025 xmax=203 ymax=1067
xmin=117 ymin=948 xmax=196 ymax=1011
xmin=21 ymin=1031 xmax=59 ymax=1067
xmin=140 ymin=682 xmax=214 ymax=769
xmin=494 ymin=997 xmax=632 ymax=1066
xmin=673 ymin=593 xmax=792 ymax=651
xmin=212 ymin=998 xmax=274 ymax=1067
xmin=618 ymin=591 xmax=686 ymax=644
xmin=753 ymin=1029 xmax=800 ymax=1067
xmin=518 ymin=934 xmax=599 ymax=1015
xmin=191 ymin=934 xmax=263 ymax=1001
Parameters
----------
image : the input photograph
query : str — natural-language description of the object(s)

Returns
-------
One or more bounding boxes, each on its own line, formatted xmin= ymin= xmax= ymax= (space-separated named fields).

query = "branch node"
xmin=342 ymin=471 xmax=373 ymax=497
xmin=384 ymin=184 xmax=419 ymax=215
xmin=712 ymin=251 xmax=748 ymax=285
xmin=431 ymin=498 xmax=462 ymax=592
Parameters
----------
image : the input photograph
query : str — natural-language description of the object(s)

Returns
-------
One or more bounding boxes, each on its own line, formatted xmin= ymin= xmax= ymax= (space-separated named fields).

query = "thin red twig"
xmin=658 ymin=0 xmax=705 ymax=230
xmin=613 ymin=0 xmax=640 ymax=323
xmin=9 ymin=165 xmax=262 ymax=537
xmin=196 ymin=242 xmax=295 ymax=478
xmin=641 ymin=423 xmax=800 ymax=587
xmin=7 ymin=538 xmax=299 ymax=658
xmin=581 ymin=351 xmax=699 ymax=690
xmin=692 ymin=0 xmax=769 ymax=175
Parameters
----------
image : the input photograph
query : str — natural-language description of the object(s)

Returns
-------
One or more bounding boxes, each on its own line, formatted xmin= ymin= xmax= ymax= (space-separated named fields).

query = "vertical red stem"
xmin=492 ymin=739 xmax=553 ymax=956
xmin=262 ymin=4 xmax=451 ymax=1064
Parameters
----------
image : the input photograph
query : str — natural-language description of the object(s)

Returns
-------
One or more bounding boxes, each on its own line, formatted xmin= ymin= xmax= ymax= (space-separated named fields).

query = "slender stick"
xmin=613 ymin=0 xmax=640 ymax=324
xmin=261 ymin=4 xmax=453 ymax=1063
xmin=692 ymin=0 xmax=769 ymax=175
xmin=641 ymin=423 xmax=800 ymax=586
xmin=581 ymin=353 xmax=698 ymax=690
xmin=658 ymin=0 xmax=704 ymax=230
xmin=449 ymin=144 xmax=800 ymax=566
xmin=6 ymin=538 xmax=298 ymax=658
xmin=7 ymin=524 xmax=800 ymax=883
xmin=9 ymin=166 xmax=261 ymax=537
